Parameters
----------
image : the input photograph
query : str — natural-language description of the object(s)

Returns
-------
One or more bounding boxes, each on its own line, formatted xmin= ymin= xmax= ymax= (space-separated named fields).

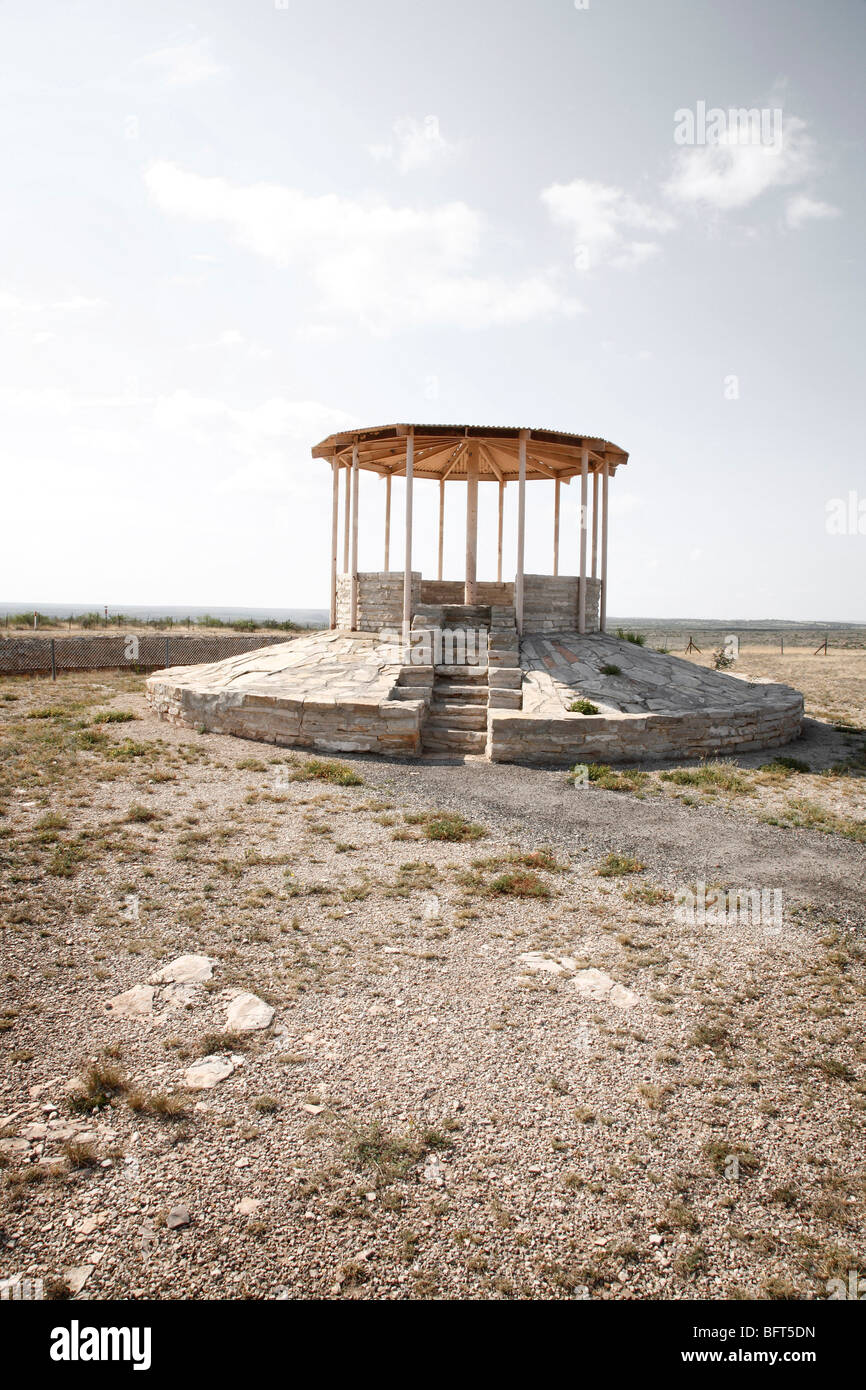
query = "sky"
xmin=1 ymin=0 xmax=864 ymax=618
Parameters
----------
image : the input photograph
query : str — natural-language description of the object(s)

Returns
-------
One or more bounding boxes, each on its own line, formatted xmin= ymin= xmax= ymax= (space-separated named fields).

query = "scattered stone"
xmin=64 ymin=1264 xmax=94 ymax=1295
xmin=422 ymin=1153 xmax=445 ymax=1187
xmin=225 ymin=992 xmax=274 ymax=1033
xmin=184 ymin=1055 xmax=234 ymax=1090
xmin=0 ymin=1138 xmax=30 ymax=1157
xmin=518 ymin=952 xmax=569 ymax=975
xmin=37 ymin=1155 xmax=69 ymax=1175
xmin=573 ymin=968 xmax=638 ymax=1010
xmin=151 ymin=954 xmax=214 ymax=985
xmin=166 ymin=1205 xmax=190 ymax=1230
xmin=160 ymin=982 xmax=200 ymax=1010
xmin=106 ymin=984 xmax=154 ymax=1018
xmin=236 ymin=1196 xmax=263 ymax=1216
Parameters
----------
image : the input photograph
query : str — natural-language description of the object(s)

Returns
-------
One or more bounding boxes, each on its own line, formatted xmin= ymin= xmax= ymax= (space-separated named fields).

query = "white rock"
xmin=160 ymin=982 xmax=200 ymax=1010
xmin=184 ymin=1055 xmax=234 ymax=1090
xmin=236 ymin=1196 xmax=263 ymax=1216
xmin=225 ymin=992 xmax=274 ymax=1033
xmin=573 ymin=968 xmax=638 ymax=1010
xmin=0 ymin=1138 xmax=29 ymax=1157
xmin=64 ymin=1264 xmax=94 ymax=1295
xmin=518 ymin=952 xmax=567 ymax=975
xmin=422 ymin=1153 xmax=445 ymax=1187
xmin=151 ymin=954 xmax=214 ymax=985
xmin=107 ymin=984 xmax=154 ymax=1018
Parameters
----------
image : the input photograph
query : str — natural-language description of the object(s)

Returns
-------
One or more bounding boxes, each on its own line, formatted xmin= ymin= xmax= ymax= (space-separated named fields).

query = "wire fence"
xmin=0 ymin=634 xmax=288 ymax=677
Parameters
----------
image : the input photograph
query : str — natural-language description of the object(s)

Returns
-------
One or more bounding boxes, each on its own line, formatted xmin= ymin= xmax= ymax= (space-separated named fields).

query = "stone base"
xmin=146 ymin=630 xmax=425 ymax=757
xmin=146 ymin=629 xmax=805 ymax=768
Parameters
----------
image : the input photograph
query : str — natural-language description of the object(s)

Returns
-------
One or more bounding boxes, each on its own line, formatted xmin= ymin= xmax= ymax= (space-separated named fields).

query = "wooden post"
xmin=384 ymin=472 xmax=391 ymax=571
xmin=437 ymin=479 xmax=445 ymax=581
xmin=329 ymin=456 xmax=339 ymax=629
xmin=465 ymin=441 xmax=478 ymax=605
xmin=350 ymin=443 xmax=359 ymax=631
xmin=553 ymin=477 xmax=561 ymax=577
xmin=600 ymin=461 xmax=609 ymax=633
xmin=402 ymin=428 xmax=414 ymax=641
xmin=578 ymin=447 xmax=589 ymax=633
xmin=497 ymin=480 xmax=505 ymax=584
xmin=591 ymin=471 xmax=599 ymax=579
xmin=515 ymin=431 xmax=527 ymax=636
xmin=342 ymin=464 xmax=351 ymax=574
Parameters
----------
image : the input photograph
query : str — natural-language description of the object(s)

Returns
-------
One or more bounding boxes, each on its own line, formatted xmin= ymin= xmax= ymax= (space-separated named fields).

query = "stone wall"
xmin=522 ymin=575 xmax=601 ymax=633
xmin=419 ymin=580 xmax=514 ymax=607
xmin=336 ymin=571 xmax=421 ymax=632
xmin=147 ymin=679 xmax=426 ymax=756
xmin=488 ymin=694 xmax=804 ymax=766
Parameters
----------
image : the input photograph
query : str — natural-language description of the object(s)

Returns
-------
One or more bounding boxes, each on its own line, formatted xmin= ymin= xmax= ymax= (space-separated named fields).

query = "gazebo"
xmin=147 ymin=422 xmax=805 ymax=763
xmin=311 ymin=424 xmax=629 ymax=637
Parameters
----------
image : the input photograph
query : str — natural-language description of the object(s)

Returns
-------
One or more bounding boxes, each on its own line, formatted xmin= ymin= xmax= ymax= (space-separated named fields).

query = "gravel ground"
xmin=0 ymin=672 xmax=864 ymax=1302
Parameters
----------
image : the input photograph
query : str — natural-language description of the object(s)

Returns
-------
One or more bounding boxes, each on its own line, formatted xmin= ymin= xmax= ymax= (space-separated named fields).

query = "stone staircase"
xmin=415 ymin=606 xmax=490 ymax=756
xmin=487 ymin=606 xmax=522 ymax=711
xmin=423 ymin=662 xmax=490 ymax=754
xmin=395 ymin=602 xmax=524 ymax=757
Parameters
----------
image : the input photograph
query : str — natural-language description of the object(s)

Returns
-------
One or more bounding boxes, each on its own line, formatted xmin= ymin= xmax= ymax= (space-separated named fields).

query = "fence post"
xmin=50 ymin=639 xmax=56 ymax=681
xmin=165 ymin=635 xmax=170 ymax=668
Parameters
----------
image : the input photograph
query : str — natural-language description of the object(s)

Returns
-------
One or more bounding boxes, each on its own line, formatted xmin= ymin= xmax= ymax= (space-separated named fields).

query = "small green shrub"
xmin=291 ymin=758 xmax=363 ymax=786
xmin=595 ymin=853 xmax=645 ymax=878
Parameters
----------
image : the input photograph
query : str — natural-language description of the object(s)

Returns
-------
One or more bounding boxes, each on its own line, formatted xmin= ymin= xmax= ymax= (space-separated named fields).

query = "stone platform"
xmin=146 ymin=630 xmax=804 ymax=766
xmin=146 ymin=630 xmax=424 ymax=756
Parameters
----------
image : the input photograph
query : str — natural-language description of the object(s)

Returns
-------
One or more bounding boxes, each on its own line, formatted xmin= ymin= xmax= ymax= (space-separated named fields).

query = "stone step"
xmin=488 ymin=689 xmax=523 ymax=709
xmin=432 ymin=682 xmax=488 ymax=702
xmin=422 ymin=728 xmax=488 ymax=753
xmin=488 ymin=666 xmax=522 ymax=689
xmin=428 ymin=704 xmax=488 ymax=730
xmin=397 ymin=666 xmax=434 ymax=685
xmin=441 ymin=603 xmax=491 ymax=623
xmin=433 ymin=665 xmax=488 ymax=681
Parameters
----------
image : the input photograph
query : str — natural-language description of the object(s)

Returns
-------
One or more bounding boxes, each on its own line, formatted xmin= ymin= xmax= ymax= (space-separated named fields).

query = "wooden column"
xmin=464 ymin=441 xmax=478 ymax=605
xmin=553 ymin=477 xmax=561 ymax=577
xmin=342 ymin=464 xmax=351 ymax=573
xmin=600 ymin=461 xmax=609 ymax=633
xmin=437 ymin=479 xmax=445 ymax=580
xmin=384 ymin=472 xmax=391 ymax=570
xmin=578 ymin=447 xmax=589 ymax=633
xmin=496 ymin=480 xmax=505 ymax=583
xmin=329 ymin=456 xmax=339 ymax=629
xmin=402 ymin=428 xmax=414 ymax=640
xmin=350 ymin=443 xmax=360 ymax=631
xmin=515 ymin=431 xmax=527 ymax=635
xmin=591 ymin=471 xmax=599 ymax=579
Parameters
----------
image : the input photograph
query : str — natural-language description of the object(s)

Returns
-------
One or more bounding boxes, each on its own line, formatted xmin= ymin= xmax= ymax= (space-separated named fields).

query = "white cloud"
xmin=0 ymin=290 xmax=105 ymax=313
xmin=189 ymin=329 xmax=272 ymax=360
xmin=541 ymin=180 xmax=674 ymax=271
xmin=144 ymin=161 xmax=579 ymax=334
xmin=151 ymin=392 xmax=358 ymax=493
xmin=368 ymin=116 xmax=455 ymax=173
xmin=785 ymin=193 xmax=841 ymax=229
xmin=663 ymin=114 xmax=816 ymax=211
xmin=138 ymin=38 xmax=224 ymax=87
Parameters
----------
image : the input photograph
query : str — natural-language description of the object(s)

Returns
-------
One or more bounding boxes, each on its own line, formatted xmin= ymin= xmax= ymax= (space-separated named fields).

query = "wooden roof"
xmin=311 ymin=424 xmax=628 ymax=482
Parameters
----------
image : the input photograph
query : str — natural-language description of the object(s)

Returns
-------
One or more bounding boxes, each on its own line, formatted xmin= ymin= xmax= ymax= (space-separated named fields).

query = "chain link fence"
xmin=0 ymin=634 xmax=289 ymax=676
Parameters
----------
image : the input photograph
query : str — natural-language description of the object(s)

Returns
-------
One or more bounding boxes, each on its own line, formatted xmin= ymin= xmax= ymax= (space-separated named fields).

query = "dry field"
xmin=0 ymin=652 xmax=864 ymax=1302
